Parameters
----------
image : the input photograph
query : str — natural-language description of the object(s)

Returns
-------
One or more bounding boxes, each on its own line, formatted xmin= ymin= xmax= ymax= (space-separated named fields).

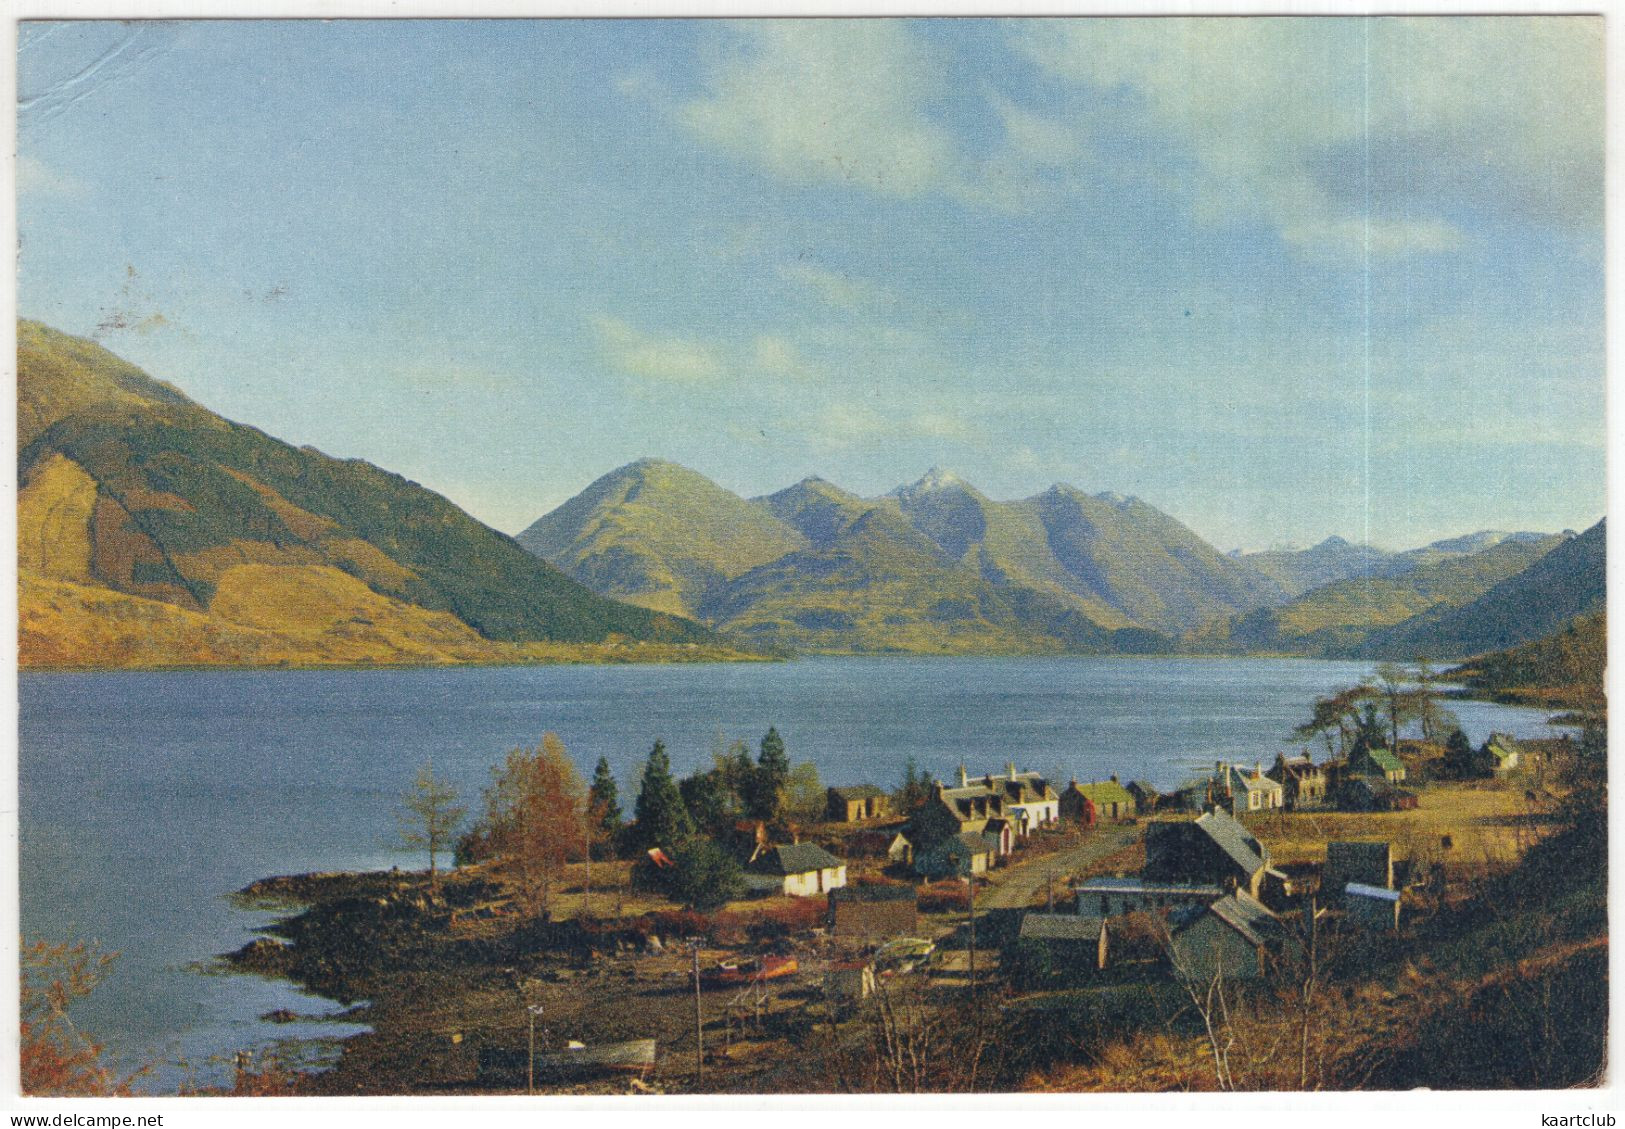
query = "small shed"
xmin=1344 ymin=882 xmax=1402 ymax=931
xmin=1126 ymin=781 xmax=1161 ymax=813
xmin=915 ymin=831 xmax=998 ymax=878
xmin=1168 ymin=890 xmax=1282 ymax=982
xmin=1018 ymin=912 xmax=1109 ymax=972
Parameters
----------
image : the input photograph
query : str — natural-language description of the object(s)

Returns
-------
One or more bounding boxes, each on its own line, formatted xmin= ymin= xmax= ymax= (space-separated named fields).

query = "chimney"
xmin=1008 ymin=762 xmax=1017 ymax=781
xmin=1255 ymin=762 xmax=1263 ymax=778
xmin=958 ymin=765 xmax=968 ymax=788
xmin=1110 ymin=773 xmax=1118 ymax=784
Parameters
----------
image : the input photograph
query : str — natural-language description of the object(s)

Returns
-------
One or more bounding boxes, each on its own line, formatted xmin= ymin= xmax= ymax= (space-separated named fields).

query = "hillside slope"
xmin=1189 ymin=534 xmax=1564 ymax=657
xmin=1365 ymin=519 xmax=1605 ymax=660
xmin=523 ymin=463 xmax=1282 ymax=652
xmin=17 ymin=321 xmax=712 ymax=667
xmin=515 ymin=459 xmax=806 ymax=618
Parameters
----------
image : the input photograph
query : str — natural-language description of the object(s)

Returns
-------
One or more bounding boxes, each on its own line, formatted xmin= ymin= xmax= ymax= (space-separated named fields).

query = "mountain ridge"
xmin=17 ymin=320 xmax=717 ymax=668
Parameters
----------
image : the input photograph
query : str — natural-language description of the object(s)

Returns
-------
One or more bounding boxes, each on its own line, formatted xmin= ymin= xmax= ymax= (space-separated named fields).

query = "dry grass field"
xmin=1247 ymin=779 xmax=1550 ymax=871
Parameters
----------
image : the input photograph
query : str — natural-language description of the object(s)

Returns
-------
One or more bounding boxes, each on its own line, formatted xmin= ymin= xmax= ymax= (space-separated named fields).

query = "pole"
xmin=968 ymin=871 xmax=976 ymax=998
xmin=526 ymin=1002 xmax=543 ymax=1096
xmin=692 ymin=941 xmax=704 ymax=1086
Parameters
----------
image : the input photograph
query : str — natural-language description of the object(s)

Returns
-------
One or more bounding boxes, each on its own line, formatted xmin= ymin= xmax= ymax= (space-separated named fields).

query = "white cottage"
xmin=745 ymin=843 xmax=848 ymax=898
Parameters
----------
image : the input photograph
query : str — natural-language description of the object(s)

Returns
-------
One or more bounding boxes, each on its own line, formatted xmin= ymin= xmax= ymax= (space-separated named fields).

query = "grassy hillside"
xmin=1445 ymin=609 xmax=1607 ymax=710
xmin=516 ymin=459 xmax=806 ymax=618
xmin=1191 ymin=535 xmax=1562 ymax=657
xmin=702 ymin=500 xmax=1158 ymax=654
xmin=18 ymin=321 xmax=715 ymax=667
xmin=1365 ymin=519 xmax=1604 ymax=660
xmin=524 ymin=463 xmax=1279 ymax=652
xmin=1023 ymin=485 xmax=1285 ymax=634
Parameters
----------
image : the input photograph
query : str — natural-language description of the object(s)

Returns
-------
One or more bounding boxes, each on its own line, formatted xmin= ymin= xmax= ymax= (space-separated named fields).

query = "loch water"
xmin=18 ymin=656 xmax=1570 ymax=1089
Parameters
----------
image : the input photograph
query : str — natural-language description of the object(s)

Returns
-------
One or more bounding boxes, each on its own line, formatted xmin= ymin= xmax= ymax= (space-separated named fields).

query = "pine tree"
xmin=632 ymin=740 xmax=693 ymax=849
xmin=588 ymin=757 xmax=623 ymax=839
xmin=759 ymin=726 xmax=789 ymax=789
xmin=743 ymin=726 xmax=792 ymax=822
xmin=1444 ymin=728 xmax=1474 ymax=778
xmin=679 ymin=770 xmax=735 ymax=838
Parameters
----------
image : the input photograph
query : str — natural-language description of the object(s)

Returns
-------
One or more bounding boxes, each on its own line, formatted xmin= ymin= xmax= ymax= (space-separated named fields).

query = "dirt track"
xmin=979 ymin=823 xmax=1140 ymax=911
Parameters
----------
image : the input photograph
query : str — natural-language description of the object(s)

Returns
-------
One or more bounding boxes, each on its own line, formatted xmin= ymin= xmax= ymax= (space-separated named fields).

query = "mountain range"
xmin=17 ymin=320 xmax=1604 ymax=668
xmin=17 ymin=321 xmax=714 ymax=667
xmin=519 ymin=458 xmax=1603 ymax=660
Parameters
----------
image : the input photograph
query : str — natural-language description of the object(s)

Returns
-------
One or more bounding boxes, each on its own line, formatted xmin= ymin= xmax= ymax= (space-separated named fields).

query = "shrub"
xmin=918 ymin=880 xmax=971 ymax=914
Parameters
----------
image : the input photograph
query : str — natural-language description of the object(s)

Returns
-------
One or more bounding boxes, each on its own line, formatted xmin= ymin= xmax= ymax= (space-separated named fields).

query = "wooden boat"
xmin=535 ymin=1038 xmax=657 ymax=1077
xmin=697 ymin=954 xmax=798 ymax=988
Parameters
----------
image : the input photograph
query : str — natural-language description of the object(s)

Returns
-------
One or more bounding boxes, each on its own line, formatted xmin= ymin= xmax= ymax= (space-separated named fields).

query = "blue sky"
xmin=17 ymin=17 xmax=1604 ymax=551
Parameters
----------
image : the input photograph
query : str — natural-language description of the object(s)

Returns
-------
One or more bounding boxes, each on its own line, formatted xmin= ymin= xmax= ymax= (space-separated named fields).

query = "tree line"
xmin=394 ymin=726 xmax=825 ymax=915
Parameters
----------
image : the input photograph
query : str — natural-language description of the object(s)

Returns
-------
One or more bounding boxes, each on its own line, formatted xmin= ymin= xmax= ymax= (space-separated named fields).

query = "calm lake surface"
xmin=18 ymin=656 xmax=1568 ymax=1088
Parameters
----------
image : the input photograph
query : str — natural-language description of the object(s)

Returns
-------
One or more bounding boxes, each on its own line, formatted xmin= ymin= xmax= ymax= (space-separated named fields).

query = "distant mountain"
xmin=1190 ymin=533 xmax=1566 ymax=657
xmin=1238 ymin=530 xmax=1554 ymax=599
xmin=1365 ymin=520 xmax=1604 ymax=660
xmin=17 ymin=321 xmax=712 ymax=667
xmin=515 ymin=459 xmax=806 ymax=618
xmin=522 ymin=462 xmax=1292 ymax=653
xmin=1241 ymin=536 xmax=1390 ymax=598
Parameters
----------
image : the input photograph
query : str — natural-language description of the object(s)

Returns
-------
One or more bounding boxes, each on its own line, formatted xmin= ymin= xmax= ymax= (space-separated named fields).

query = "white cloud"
xmin=1013 ymin=17 xmax=1602 ymax=253
xmin=676 ymin=21 xmax=1085 ymax=213
xmin=796 ymin=400 xmax=983 ymax=453
xmin=591 ymin=315 xmax=726 ymax=384
xmin=593 ymin=316 xmax=829 ymax=388
xmin=681 ymin=22 xmax=955 ymax=200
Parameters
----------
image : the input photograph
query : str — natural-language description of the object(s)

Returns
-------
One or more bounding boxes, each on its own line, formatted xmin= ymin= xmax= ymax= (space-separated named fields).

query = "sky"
xmin=16 ymin=17 xmax=1606 ymax=552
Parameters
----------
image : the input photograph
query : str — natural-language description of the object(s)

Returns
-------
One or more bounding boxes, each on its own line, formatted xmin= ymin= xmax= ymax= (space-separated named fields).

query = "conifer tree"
xmin=632 ymin=739 xmax=693 ymax=849
xmin=588 ymin=757 xmax=623 ymax=838
xmin=742 ymin=725 xmax=792 ymax=822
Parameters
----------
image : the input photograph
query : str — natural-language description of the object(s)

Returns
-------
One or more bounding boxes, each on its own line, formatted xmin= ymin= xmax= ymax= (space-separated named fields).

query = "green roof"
xmin=1362 ymin=747 xmax=1404 ymax=773
xmin=1073 ymin=780 xmax=1134 ymax=805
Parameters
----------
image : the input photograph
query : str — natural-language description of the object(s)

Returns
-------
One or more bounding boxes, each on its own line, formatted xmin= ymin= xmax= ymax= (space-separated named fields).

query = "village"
xmin=225 ymin=701 xmax=1598 ymax=1096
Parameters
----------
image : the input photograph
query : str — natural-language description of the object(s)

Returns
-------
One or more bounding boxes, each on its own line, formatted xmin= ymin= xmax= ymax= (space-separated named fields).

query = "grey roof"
xmin=753 ymin=842 xmax=844 ymax=876
xmin=1194 ymin=809 xmax=1268 ymax=876
xmin=1076 ymin=877 xmax=1223 ymax=897
xmin=1201 ymin=891 xmax=1279 ymax=948
xmin=1226 ymin=765 xmax=1282 ymax=794
xmin=830 ymin=785 xmax=888 ymax=800
xmin=1345 ymin=882 xmax=1401 ymax=902
xmin=1020 ymin=913 xmax=1107 ymax=941
xmin=957 ymin=830 xmax=1000 ymax=855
